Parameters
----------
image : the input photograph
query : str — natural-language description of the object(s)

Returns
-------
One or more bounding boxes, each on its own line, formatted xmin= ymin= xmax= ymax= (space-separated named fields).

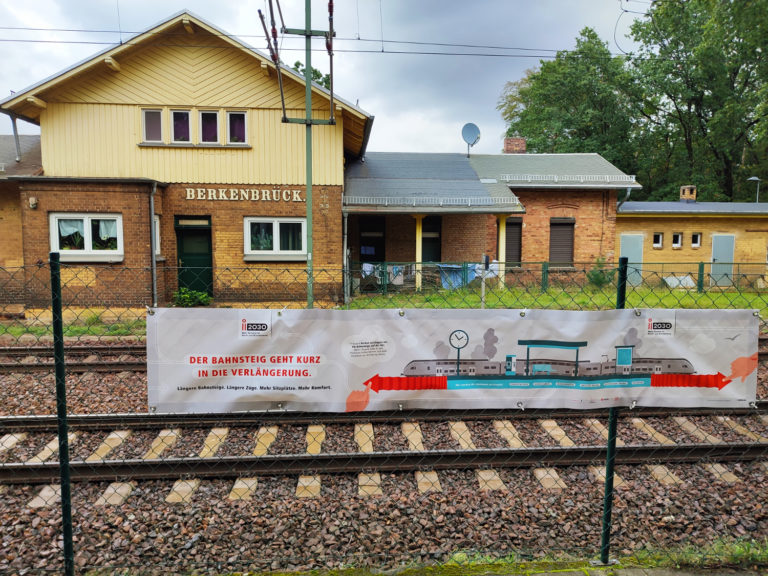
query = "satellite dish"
xmin=461 ymin=123 xmax=481 ymax=157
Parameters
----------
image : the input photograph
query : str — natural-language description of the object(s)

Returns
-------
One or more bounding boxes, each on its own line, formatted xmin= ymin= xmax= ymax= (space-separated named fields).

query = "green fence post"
xmin=379 ymin=263 xmax=388 ymax=295
xmin=598 ymin=256 xmax=627 ymax=565
xmin=50 ymin=252 xmax=75 ymax=576
xmin=541 ymin=262 xmax=549 ymax=292
xmin=697 ymin=262 xmax=704 ymax=293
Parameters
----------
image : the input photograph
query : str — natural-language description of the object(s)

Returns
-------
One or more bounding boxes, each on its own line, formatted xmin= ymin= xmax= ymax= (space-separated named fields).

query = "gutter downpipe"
xmin=10 ymin=113 xmax=22 ymax=162
xmin=343 ymin=212 xmax=349 ymax=305
xmin=617 ymin=187 xmax=631 ymax=210
xmin=149 ymin=182 xmax=158 ymax=307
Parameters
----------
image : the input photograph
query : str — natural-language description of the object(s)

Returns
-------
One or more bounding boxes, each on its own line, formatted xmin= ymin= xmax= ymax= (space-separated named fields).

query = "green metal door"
xmin=176 ymin=217 xmax=213 ymax=295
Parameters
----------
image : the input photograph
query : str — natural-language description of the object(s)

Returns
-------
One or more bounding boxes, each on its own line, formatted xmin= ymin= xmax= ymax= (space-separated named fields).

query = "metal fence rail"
xmin=0 ymin=259 xmax=766 ymax=575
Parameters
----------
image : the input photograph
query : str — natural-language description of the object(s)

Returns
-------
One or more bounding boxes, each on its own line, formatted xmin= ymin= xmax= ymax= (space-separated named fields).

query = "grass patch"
xmin=347 ymin=284 xmax=768 ymax=319
xmin=625 ymin=537 xmax=768 ymax=569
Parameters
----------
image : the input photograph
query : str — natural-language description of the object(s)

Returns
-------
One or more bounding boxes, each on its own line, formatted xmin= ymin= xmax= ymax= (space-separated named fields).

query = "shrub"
xmin=586 ymin=257 xmax=616 ymax=289
xmin=172 ymin=287 xmax=212 ymax=307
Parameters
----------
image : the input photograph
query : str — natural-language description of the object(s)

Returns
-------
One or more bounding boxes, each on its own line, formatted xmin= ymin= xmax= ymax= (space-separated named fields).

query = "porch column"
xmin=413 ymin=214 xmax=425 ymax=291
xmin=496 ymin=215 xmax=507 ymax=286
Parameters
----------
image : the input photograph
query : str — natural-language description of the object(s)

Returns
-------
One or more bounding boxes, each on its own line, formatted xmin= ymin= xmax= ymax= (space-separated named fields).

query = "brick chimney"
xmin=679 ymin=185 xmax=697 ymax=203
xmin=504 ymin=137 xmax=527 ymax=154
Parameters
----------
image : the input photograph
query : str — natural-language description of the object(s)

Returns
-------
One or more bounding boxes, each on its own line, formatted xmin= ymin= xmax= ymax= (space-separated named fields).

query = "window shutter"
xmin=505 ymin=218 xmax=522 ymax=266
xmin=549 ymin=221 xmax=574 ymax=266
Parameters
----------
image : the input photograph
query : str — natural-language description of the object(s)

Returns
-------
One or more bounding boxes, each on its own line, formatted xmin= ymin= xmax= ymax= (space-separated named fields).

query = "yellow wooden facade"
xmin=3 ymin=13 xmax=370 ymax=186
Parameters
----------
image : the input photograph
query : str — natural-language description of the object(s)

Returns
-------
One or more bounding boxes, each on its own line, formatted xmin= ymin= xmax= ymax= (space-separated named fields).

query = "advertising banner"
xmin=146 ymin=308 xmax=758 ymax=413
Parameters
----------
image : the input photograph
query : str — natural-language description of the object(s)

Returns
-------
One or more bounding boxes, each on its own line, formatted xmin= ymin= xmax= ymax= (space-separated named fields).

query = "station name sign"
xmin=184 ymin=187 xmax=305 ymax=203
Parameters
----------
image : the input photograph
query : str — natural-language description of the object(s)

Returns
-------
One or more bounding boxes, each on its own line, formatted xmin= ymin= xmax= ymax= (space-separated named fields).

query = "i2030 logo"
xmin=647 ymin=317 xmax=674 ymax=336
xmin=240 ymin=318 xmax=270 ymax=337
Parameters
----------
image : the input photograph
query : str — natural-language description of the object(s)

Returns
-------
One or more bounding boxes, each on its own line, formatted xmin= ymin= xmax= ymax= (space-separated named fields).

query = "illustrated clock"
xmin=449 ymin=329 xmax=469 ymax=350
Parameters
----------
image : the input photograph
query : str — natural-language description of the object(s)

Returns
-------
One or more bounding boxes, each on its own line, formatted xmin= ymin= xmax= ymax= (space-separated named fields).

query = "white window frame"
xmin=691 ymin=232 xmax=702 ymax=248
xmin=226 ymin=111 xmax=248 ymax=144
xmin=49 ymin=213 xmax=124 ymax=263
xmin=652 ymin=232 xmax=663 ymax=249
xmin=171 ymin=109 xmax=191 ymax=143
xmin=199 ymin=110 xmax=219 ymax=144
xmin=142 ymin=109 xmax=163 ymax=143
xmin=672 ymin=232 xmax=682 ymax=248
xmin=244 ymin=217 xmax=307 ymax=261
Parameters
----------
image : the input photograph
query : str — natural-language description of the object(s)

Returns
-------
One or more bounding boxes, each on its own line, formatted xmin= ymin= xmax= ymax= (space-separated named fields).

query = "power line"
xmin=0 ymin=25 xmax=575 ymax=57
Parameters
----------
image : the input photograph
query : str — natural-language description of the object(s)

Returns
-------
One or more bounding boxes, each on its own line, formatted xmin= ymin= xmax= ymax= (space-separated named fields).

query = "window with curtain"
xmin=244 ymin=218 xmax=306 ymax=260
xmin=227 ymin=112 xmax=246 ymax=144
xmin=142 ymin=109 xmax=162 ymax=142
xmin=50 ymin=213 xmax=124 ymax=262
xmin=172 ymin=110 xmax=190 ymax=142
xmin=200 ymin=111 xmax=219 ymax=143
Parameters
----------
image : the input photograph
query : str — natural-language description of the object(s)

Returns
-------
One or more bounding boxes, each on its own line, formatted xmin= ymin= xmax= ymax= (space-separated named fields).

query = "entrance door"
xmin=711 ymin=234 xmax=734 ymax=287
xmin=359 ymin=215 xmax=385 ymax=263
xmin=619 ymin=234 xmax=644 ymax=286
xmin=176 ymin=217 xmax=213 ymax=295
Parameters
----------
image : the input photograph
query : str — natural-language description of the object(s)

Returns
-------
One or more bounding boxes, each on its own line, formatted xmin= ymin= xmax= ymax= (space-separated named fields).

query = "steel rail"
xmin=1 ymin=442 xmax=766 ymax=484
xmin=0 ymin=361 xmax=146 ymax=374
xmin=1 ymin=403 xmax=766 ymax=432
xmin=0 ymin=345 xmax=146 ymax=357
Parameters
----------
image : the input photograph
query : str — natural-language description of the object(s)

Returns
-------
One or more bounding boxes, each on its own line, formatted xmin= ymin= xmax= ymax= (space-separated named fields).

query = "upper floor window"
xmin=142 ymin=109 xmax=162 ymax=142
xmin=140 ymin=108 xmax=248 ymax=147
xmin=652 ymin=232 xmax=663 ymax=248
xmin=172 ymin=110 xmax=190 ymax=143
xmin=200 ymin=111 xmax=219 ymax=143
xmin=672 ymin=232 xmax=682 ymax=248
xmin=244 ymin=217 xmax=306 ymax=261
xmin=50 ymin=213 xmax=124 ymax=262
xmin=227 ymin=111 xmax=247 ymax=144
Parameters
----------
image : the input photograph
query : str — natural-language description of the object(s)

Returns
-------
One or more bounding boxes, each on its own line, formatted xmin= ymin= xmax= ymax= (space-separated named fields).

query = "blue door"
xmin=711 ymin=234 xmax=734 ymax=287
xmin=619 ymin=234 xmax=644 ymax=286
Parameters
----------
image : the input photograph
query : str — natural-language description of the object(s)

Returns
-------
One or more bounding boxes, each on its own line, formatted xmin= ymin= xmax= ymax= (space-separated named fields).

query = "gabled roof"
xmin=0 ymin=135 xmax=42 ymax=178
xmin=619 ymin=201 xmax=768 ymax=215
xmin=343 ymin=152 xmax=523 ymax=214
xmin=469 ymin=153 xmax=641 ymax=190
xmin=0 ymin=11 xmax=373 ymax=158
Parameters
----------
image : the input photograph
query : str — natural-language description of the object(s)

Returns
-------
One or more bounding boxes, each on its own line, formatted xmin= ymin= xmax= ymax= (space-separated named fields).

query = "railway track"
xmin=2 ymin=408 xmax=767 ymax=485
xmin=2 ymin=442 xmax=767 ymax=484
xmin=1 ymin=404 xmax=766 ymax=431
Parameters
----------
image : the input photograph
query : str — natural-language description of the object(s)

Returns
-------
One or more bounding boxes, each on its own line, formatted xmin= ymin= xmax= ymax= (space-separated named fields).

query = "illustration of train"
xmin=402 ymin=355 xmax=695 ymax=379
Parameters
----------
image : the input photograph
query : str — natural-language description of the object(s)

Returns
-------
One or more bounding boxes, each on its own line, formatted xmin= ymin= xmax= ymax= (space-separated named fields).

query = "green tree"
xmin=498 ymin=3 xmax=768 ymax=201
xmin=629 ymin=0 xmax=768 ymax=200
xmin=497 ymin=28 xmax=636 ymax=174
xmin=292 ymin=60 xmax=331 ymax=90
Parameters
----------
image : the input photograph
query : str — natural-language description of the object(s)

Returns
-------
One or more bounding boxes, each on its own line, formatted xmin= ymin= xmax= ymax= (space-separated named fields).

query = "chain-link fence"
xmin=0 ymin=259 xmax=767 ymax=575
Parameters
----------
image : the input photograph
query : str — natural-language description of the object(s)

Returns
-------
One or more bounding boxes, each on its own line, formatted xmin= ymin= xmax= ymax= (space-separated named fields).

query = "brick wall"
xmin=0 ymin=182 xmax=23 ymax=267
xmin=17 ymin=180 xmax=154 ymax=306
xmin=516 ymin=189 xmax=617 ymax=264
xmin=160 ymin=183 xmax=343 ymax=303
xmin=616 ymin=216 xmax=768 ymax=264
xmin=442 ymin=214 xmax=497 ymax=262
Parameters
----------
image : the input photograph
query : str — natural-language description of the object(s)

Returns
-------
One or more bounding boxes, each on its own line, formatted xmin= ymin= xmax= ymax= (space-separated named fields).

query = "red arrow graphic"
xmin=651 ymin=373 xmax=731 ymax=390
xmin=362 ymin=374 xmax=448 ymax=393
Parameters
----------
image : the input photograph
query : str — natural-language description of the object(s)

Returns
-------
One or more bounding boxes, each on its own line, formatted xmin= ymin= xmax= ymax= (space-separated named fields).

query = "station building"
xmin=0 ymin=11 xmax=641 ymax=308
xmin=617 ymin=185 xmax=768 ymax=287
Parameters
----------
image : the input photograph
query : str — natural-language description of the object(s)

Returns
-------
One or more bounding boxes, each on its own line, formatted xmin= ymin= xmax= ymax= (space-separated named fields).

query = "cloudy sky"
xmin=0 ymin=0 xmax=645 ymax=154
